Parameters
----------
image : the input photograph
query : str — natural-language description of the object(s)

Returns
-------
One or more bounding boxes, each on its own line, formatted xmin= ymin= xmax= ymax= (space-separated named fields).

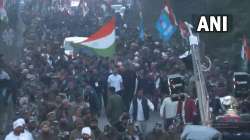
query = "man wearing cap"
xmin=16 ymin=118 xmax=34 ymax=140
xmin=5 ymin=120 xmax=24 ymax=140
xmin=82 ymin=127 xmax=93 ymax=140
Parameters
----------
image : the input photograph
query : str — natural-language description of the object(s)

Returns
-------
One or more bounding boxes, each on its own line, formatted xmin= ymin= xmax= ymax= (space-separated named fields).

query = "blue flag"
xmin=156 ymin=10 xmax=176 ymax=41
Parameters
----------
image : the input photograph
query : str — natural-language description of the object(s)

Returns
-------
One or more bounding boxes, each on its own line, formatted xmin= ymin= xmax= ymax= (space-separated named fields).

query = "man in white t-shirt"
xmin=107 ymin=69 xmax=123 ymax=94
xmin=160 ymin=95 xmax=178 ymax=130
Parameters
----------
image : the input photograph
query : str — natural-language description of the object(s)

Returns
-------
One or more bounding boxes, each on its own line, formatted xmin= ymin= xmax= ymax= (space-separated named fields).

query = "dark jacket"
xmin=86 ymin=88 xmax=101 ymax=114
xmin=132 ymin=97 xmax=150 ymax=121
xmin=121 ymin=69 xmax=136 ymax=93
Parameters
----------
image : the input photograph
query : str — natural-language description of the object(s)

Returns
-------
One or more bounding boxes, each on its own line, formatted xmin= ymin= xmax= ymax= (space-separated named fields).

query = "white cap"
xmin=222 ymin=96 xmax=233 ymax=106
xmin=134 ymin=51 xmax=139 ymax=56
xmin=21 ymin=69 xmax=29 ymax=74
xmin=154 ymin=41 xmax=160 ymax=45
xmin=16 ymin=118 xmax=26 ymax=126
xmin=81 ymin=127 xmax=91 ymax=136
xmin=117 ymin=61 xmax=123 ymax=66
xmin=13 ymin=120 xmax=23 ymax=129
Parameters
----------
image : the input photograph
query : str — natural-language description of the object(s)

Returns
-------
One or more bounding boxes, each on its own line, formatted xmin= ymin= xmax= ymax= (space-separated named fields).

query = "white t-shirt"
xmin=107 ymin=74 xmax=123 ymax=92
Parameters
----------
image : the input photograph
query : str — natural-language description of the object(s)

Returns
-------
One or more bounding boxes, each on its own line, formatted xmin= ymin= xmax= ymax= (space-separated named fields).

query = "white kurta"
xmin=129 ymin=98 xmax=155 ymax=121
xmin=20 ymin=130 xmax=34 ymax=140
xmin=5 ymin=132 xmax=20 ymax=140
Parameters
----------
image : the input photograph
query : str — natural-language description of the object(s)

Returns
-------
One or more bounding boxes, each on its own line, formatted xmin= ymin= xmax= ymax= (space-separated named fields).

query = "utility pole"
xmin=186 ymin=22 xmax=211 ymax=126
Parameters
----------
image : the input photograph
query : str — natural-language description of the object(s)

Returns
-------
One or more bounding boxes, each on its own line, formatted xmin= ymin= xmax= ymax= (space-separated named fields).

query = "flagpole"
xmin=186 ymin=22 xmax=211 ymax=126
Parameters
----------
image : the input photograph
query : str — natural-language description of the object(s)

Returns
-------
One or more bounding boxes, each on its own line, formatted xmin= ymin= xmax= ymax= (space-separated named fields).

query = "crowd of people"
xmin=1 ymin=0 xmax=250 ymax=140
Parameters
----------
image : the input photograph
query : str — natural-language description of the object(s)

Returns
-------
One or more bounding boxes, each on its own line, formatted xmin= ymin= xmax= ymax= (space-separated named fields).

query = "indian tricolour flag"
xmin=78 ymin=17 xmax=116 ymax=57
xmin=64 ymin=17 xmax=116 ymax=57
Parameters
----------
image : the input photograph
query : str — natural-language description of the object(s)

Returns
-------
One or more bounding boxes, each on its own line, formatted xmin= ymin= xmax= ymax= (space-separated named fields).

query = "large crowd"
xmin=1 ymin=0 xmax=250 ymax=140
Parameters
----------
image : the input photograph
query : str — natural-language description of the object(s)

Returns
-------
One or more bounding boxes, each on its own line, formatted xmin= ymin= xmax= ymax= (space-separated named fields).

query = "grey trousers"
xmin=135 ymin=121 xmax=147 ymax=134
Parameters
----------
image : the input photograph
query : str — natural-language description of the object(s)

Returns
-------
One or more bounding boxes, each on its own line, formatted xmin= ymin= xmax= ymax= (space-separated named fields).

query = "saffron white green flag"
xmin=76 ymin=17 xmax=116 ymax=57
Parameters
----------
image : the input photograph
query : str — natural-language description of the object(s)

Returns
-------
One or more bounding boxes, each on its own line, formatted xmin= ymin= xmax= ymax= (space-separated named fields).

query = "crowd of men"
xmin=1 ymin=0 xmax=250 ymax=140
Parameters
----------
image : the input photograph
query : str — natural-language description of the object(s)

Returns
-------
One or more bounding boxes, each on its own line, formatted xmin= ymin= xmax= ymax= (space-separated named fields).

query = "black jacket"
xmin=132 ymin=97 xmax=150 ymax=121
